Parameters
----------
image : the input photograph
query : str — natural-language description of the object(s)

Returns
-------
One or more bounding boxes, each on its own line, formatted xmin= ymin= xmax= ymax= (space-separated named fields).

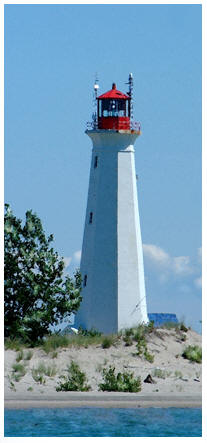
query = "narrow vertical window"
xmin=89 ymin=212 xmax=93 ymax=224
xmin=94 ymin=156 xmax=98 ymax=168
xmin=83 ymin=275 xmax=87 ymax=287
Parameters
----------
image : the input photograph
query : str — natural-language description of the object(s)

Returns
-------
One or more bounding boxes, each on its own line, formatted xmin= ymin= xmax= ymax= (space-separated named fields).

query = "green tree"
xmin=4 ymin=204 xmax=82 ymax=343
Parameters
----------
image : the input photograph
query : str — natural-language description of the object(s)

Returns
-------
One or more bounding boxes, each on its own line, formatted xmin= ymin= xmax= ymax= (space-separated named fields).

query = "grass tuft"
xmin=42 ymin=335 xmax=70 ymax=354
xmin=24 ymin=350 xmax=33 ymax=360
xmin=102 ymin=335 xmax=116 ymax=349
xmin=16 ymin=350 xmax=24 ymax=362
xmin=5 ymin=338 xmax=24 ymax=351
xmin=42 ymin=333 xmax=108 ymax=353
xmin=174 ymin=370 xmax=183 ymax=379
xmin=152 ymin=368 xmax=171 ymax=379
xmin=32 ymin=362 xmax=57 ymax=383
xmin=11 ymin=362 xmax=27 ymax=381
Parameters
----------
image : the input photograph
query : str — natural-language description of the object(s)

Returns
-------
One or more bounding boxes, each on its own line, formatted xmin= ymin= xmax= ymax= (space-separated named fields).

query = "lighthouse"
xmin=75 ymin=74 xmax=148 ymax=334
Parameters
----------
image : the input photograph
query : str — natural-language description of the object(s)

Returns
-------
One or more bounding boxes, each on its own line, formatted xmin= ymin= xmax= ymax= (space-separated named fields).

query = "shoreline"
xmin=5 ymin=328 xmax=202 ymax=410
xmin=5 ymin=392 xmax=202 ymax=409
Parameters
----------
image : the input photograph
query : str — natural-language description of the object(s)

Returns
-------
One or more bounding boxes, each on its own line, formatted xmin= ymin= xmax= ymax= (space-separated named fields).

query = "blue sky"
xmin=4 ymin=4 xmax=202 ymax=332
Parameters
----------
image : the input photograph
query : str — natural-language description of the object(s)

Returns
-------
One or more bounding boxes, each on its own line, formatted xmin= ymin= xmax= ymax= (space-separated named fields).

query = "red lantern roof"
xmin=97 ymin=83 xmax=129 ymax=100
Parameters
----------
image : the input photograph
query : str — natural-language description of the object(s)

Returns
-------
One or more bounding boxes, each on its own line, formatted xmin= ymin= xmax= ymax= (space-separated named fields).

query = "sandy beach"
xmin=5 ymin=327 xmax=202 ymax=409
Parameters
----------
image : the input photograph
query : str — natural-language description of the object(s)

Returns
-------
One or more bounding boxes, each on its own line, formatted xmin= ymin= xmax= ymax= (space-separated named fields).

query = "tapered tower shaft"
xmin=76 ymin=128 xmax=148 ymax=333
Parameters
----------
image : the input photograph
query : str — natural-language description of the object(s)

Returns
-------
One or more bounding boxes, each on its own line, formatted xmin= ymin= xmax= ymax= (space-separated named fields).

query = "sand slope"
xmin=4 ymin=328 xmax=202 ymax=407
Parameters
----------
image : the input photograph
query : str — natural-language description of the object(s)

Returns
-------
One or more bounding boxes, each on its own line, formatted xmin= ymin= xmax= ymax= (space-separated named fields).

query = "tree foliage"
xmin=4 ymin=204 xmax=82 ymax=343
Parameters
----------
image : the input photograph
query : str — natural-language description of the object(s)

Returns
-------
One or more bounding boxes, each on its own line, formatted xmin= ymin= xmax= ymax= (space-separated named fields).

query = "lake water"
xmin=4 ymin=407 xmax=202 ymax=437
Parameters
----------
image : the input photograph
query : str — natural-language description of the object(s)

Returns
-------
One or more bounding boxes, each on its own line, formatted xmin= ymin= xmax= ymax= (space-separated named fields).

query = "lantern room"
xmin=97 ymin=83 xmax=131 ymax=130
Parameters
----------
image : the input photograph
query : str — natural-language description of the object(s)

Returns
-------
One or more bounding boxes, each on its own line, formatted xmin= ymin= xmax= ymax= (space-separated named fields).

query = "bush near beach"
xmin=182 ymin=345 xmax=202 ymax=363
xmin=56 ymin=361 xmax=91 ymax=392
xmin=99 ymin=366 xmax=141 ymax=392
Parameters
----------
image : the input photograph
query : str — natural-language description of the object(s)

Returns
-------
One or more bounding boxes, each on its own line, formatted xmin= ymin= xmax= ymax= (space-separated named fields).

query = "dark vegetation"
xmin=99 ymin=366 xmax=141 ymax=392
xmin=182 ymin=345 xmax=202 ymax=363
xmin=4 ymin=204 xmax=82 ymax=344
xmin=56 ymin=361 xmax=91 ymax=392
xmin=121 ymin=322 xmax=155 ymax=362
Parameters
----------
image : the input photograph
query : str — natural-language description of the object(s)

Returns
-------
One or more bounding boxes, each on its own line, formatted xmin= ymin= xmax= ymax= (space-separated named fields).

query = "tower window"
xmin=89 ymin=212 xmax=93 ymax=224
xmin=94 ymin=156 xmax=98 ymax=168
xmin=83 ymin=274 xmax=87 ymax=287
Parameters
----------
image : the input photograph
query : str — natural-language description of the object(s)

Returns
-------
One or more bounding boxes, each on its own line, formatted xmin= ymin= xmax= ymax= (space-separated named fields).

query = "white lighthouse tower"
xmin=75 ymin=74 xmax=148 ymax=334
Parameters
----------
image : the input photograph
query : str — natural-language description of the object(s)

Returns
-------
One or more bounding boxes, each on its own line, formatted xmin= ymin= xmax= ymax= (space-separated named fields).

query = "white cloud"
xmin=63 ymin=256 xmax=72 ymax=269
xmin=143 ymin=244 xmax=170 ymax=267
xmin=73 ymin=250 xmax=81 ymax=264
xmin=143 ymin=244 xmax=194 ymax=277
xmin=172 ymin=256 xmax=193 ymax=275
xmin=194 ymin=276 xmax=202 ymax=289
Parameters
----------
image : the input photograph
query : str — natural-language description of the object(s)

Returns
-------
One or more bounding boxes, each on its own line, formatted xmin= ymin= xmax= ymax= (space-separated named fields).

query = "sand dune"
xmin=4 ymin=327 xmax=202 ymax=408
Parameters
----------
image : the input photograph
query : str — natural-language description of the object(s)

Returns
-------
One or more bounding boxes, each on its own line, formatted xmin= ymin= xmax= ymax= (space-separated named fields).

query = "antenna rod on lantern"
xmin=93 ymin=73 xmax=99 ymax=129
xmin=128 ymin=73 xmax=133 ymax=120
xmin=126 ymin=73 xmax=134 ymax=121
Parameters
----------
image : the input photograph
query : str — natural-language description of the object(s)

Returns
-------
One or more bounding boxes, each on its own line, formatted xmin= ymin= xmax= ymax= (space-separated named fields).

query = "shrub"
xmin=147 ymin=320 xmax=155 ymax=332
xmin=99 ymin=366 xmax=141 ymax=392
xmin=123 ymin=336 xmax=133 ymax=347
xmin=122 ymin=327 xmax=134 ymax=338
xmin=136 ymin=337 xmax=147 ymax=356
xmin=121 ymin=324 xmax=154 ymax=362
xmin=133 ymin=324 xmax=146 ymax=342
xmin=78 ymin=327 xmax=102 ymax=337
xmin=180 ymin=333 xmax=187 ymax=342
xmin=144 ymin=351 xmax=154 ymax=363
xmin=102 ymin=335 xmax=116 ymax=349
xmin=180 ymin=323 xmax=188 ymax=332
xmin=56 ymin=361 xmax=90 ymax=392
xmin=182 ymin=345 xmax=202 ymax=363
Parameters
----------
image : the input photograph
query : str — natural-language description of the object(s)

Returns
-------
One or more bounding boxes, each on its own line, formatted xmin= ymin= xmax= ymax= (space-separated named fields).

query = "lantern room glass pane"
xmin=100 ymin=99 xmax=129 ymax=118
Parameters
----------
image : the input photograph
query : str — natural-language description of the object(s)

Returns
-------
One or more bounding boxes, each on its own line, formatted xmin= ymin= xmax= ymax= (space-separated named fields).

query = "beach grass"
xmin=11 ymin=362 xmax=27 ymax=381
xmin=42 ymin=333 xmax=117 ymax=353
xmin=182 ymin=345 xmax=202 ymax=363
xmin=5 ymin=338 xmax=25 ymax=351
xmin=32 ymin=362 xmax=57 ymax=383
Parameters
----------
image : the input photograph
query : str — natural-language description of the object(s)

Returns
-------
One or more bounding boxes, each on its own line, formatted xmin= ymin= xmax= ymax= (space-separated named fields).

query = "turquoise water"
xmin=5 ymin=407 xmax=202 ymax=437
